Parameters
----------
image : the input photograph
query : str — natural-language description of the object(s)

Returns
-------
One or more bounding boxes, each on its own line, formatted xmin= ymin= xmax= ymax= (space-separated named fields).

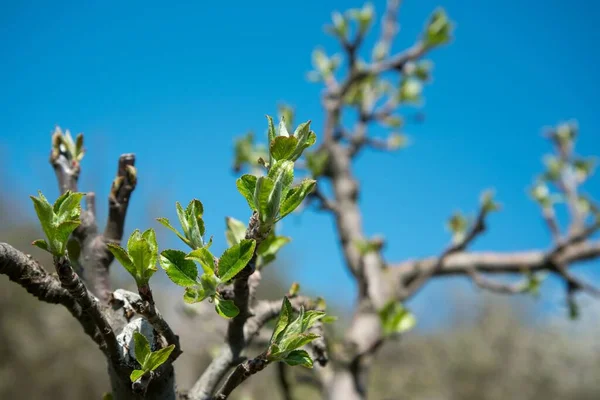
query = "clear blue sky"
xmin=1 ymin=0 xmax=599 ymax=326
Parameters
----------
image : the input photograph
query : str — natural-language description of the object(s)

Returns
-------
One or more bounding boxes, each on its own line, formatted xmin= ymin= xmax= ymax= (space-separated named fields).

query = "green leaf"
xmin=279 ymin=333 xmax=320 ymax=354
xmin=379 ymin=301 xmax=417 ymax=336
xmin=301 ymin=310 xmax=326 ymax=331
xmin=254 ymin=176 xmax=277 ymax=223
xmin=156 ymin=217 xmax=190 ymax=247
xmin=236 ymin=175 xmax=258 ymax=211
xmin=128 ymin=231 xmax=155 ymax=283
xmin=159 ymin=249 xmax=198 ymax=287
xmin=424 ymin=8 xmax=452 ymax=48
xmin=32 ymin=239 xmax=50 ymax=253
xmin=186 ymin=247 xmax=216 ymax=274
xmin=447 ymin=212 xmax=468 ymax=242
xmin=257 ymin=235 xmax=291 ymax=261
xmin=133 ymin=332 xmax=151 ymax=366
xmin=107 ymin=243 xmax=137 ymax=279
xmin=282 ymin=349 xmax=313 ymax=368
xmin=186 ymin=198 xmax=204 ymax=218
xmin=52 ymin=220 xmax=80 ymax=255
xmin=30 ymin=192 xmax=54 ymax=239
xmin=144 ymin=345 xmax=175 ymax=371
xmin=278 ymin=179 xmax=316 ymax=219
xmin=481 ymin=190 xmax=501 ymax=213
xmin=185 ymin=199 xmax=205 ymax=248
xmin=225 ymin=217 xmax=247 ymax=247
xmin=270 ymin=136 xmax=298 ymax=161
xmin=214 ymin=297 xmax=240 ymax=319
xmin=175 ymin=202 xmax=189 ymax=236
xmin=142 ymin=229 xmax=158 ymax=272
xmin=266 ymin=115 xmax=277 ymax=166
xmin=268 ymin=160 xmax=294 ymax=192
xmin=199 ymin=273 xmax=219 ymax=295
xmin=75 ymin=133 xmax=84 ymax=161
xmin=31 ymin=191 xmax=83 ymax=256
xmin=322 ymin=315 xmax=338 ymax=324
xmin=183 ymin=285 xmax=207 ymax=303
xmin=218 ymin=239 xmax=256 ymax=282
xmin=52 ymin=191 xmax=71 ymax=214
xmin=398 ymin=79 xmax=422 ymax=103
xmin=130 ymin=369 xmax=145 ymax=382
xmin=56 ymin=192 xmax=85 ymax=223
xmin=271 ymin=297 xmax=293 ymax=343
xmin=290 ymin=121 xmax=316 ymax=161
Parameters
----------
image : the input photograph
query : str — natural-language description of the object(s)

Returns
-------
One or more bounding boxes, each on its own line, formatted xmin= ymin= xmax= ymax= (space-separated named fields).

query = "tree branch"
xmin=53 ymin=254 xmax=121 ymax=363
xmin=0 ymin=242 xmax=104 ymax=347
xmin=392 ymin=240 xmax=600 ymax=299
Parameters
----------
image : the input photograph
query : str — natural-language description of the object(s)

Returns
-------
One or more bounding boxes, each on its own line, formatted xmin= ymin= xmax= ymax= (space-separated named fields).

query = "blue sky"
xmin=1 ymin=0 xmax=599 ymax=326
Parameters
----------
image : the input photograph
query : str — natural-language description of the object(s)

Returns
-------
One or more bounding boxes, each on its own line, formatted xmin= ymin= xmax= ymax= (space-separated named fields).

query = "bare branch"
xmin=0 ymin=242 xmax=103 ymax=347
xmin=53 ymin=254 xmax=121 ymax=363
xmin=213 ymin=354 xmax=269 ymax=400
xmin=105 ymin=153 xmax=137 ymax=242
xmin=393 ymin=240 xmax=600 ymax=298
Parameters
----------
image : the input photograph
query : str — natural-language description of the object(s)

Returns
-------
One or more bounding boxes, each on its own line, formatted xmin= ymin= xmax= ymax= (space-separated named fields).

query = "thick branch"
xmin=53 ymin=255 xmax=121 ymax=363
xmin=0 ymin=242 xmax=102 ymax=346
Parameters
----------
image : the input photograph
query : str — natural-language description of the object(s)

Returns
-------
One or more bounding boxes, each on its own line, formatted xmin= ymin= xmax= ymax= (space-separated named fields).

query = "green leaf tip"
xmin=30 ymin=190 xmax=84 ymax=256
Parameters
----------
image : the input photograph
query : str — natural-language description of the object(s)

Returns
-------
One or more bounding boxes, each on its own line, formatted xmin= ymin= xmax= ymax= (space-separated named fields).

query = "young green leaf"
xmin=156 ymin=217 xmax=190 ymax=247
xmin=268 ymin=160 xmax=294 ymax=191
xmin=279 ymin=332 xmax=320 ymax=354
xmin=214 ymin=296 xmax=240 ymax=319
xmin=30 ymin=191 xmax=84 ymax=256
xmin=130 ymin=369 xmax=145 ymax=382
xmin=159 ymin=249 xmax=198 ymax=287
xmin=144 ymin=345 xmax=175 ymax=371
xmin=282 ymin=349 xmax=313 ymax=368
xmin=186 ymin=247 xmax=216 ymax=274
xmin=225 ymin=217 xmax=247 ymax=247
xmin=32 ymin=239 xmax=50 ymax=253
xmin=379 ymin=301 xmax=417 ymax=336
xmin=133 ymin=332 xmax=151 ymax=366
xmin=301 ymin=310 xmax=326 ymax=332
xmin=183 ymin=285 xmax=207 ymax=304
xmin=271 ymin=297 xmax=293 ymax=343
xmin=278 ymin=179 xmax=316 ymax=219
xmin=218 ymin=239 xmax=257 ymax=282
xmin=236 ymin=174 xmax=258 ymax=211
xmin=423 ymin=8 xmax=453 ymax=48
xmin=142 ymin=229 xmax=158 ymax=271
xmin=107 ymin=243 xmax=137 ymax=279
xmin=254 ymin=176 xmax=276 ymax=223
xmin=266 ymin=115 xmax=277 ymax=166
xmin=257 ymin=235 xmax=291 ymax=268
xmin=290 ymin=121 xmax=316 ymax=161
xmin=270 ymin=136 xmax=298 ymax=161
xmin=128 ymin=230 xmax=157 ymax=283
xmin=185 ymin=199 xmax=205 ymax=248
